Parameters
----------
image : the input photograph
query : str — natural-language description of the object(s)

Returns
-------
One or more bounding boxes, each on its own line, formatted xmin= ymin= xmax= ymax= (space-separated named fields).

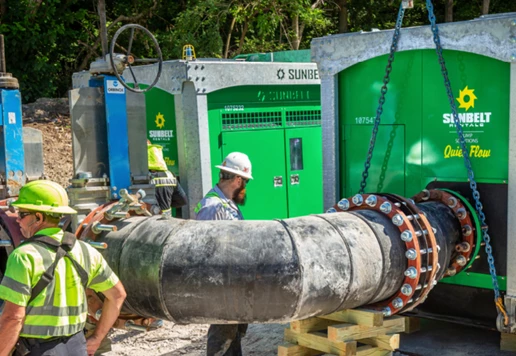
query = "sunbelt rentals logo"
xmin=149 ymin=112 xmax=174 ymax=142
xmin=442 ymin=86 xmax=491 ymax=128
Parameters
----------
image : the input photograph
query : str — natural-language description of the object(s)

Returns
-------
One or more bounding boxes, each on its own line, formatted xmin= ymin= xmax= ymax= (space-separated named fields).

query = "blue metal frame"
xmin=0 ymin=89 xmax=25 ymax=197
xmin=89 ymin=75 xmax=131 ymax=199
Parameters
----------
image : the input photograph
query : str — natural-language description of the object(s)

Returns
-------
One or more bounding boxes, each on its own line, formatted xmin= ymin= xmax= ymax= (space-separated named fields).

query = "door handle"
xmin=290 ymin=174 xmax=300 ymax=185
xmin=274 ymin=176 xmax=283 ymax=187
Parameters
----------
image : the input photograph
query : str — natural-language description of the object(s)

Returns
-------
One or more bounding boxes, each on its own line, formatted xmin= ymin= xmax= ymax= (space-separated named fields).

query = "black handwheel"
xmin=109 ymin=24 xmax=163 ymax=93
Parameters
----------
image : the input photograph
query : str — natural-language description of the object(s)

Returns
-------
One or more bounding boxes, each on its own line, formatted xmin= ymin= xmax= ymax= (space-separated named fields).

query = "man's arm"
xmin=85 ymin=281 xmax=126 ymax=356
xmin=0 ymin=301 xmax=25 ymax=356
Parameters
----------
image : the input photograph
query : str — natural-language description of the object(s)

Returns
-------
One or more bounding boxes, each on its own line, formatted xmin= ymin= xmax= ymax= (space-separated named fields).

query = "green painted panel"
xmin=221 ymin=130 xmax=288 ymax=220
xmin=421 ymin=51 xmax=510 ymax=183
xmin=440 ymin=272 xmax=507 ymax=291
xmin=339 ymin=50 xmax=422 ymax=198
xmin=233 ymin=49 xmax=312 ymax=63
xmin=285 ymin=127 xmax=323 ymax=217
xmin=144 ymin=87 xmax=179 ymax=175
xmin=344 ymin=125 xmax=405 ymax=197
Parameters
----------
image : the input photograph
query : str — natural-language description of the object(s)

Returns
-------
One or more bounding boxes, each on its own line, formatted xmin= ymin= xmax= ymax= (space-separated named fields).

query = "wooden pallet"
xmin=278 ymin=309 xmax=407 ymax=356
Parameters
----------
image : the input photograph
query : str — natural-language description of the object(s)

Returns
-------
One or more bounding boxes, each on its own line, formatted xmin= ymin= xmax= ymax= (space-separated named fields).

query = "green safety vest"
xmin=0 ymin=227 xmax=119 ymax=338
xmin=194 ymin=191 xmax=228 ymax=214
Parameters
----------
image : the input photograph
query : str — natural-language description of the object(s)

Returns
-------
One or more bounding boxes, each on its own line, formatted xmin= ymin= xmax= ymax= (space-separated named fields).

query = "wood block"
xmin=285 ymin=328 xmax=357 ymax=356
xmin=277 ymin=342 xmax=324 ymax=356
xmin=328 ymin=318 xmax=404 ymax=342
xmin=356 ymin=345 xmax=393 ymax=356
xmin=291 ymin=317 xmax=343 ymax=333
xmin=403 ymin=317 xmax=420 ymax=334
xmin=501 ymin=332 xmax=516 ymax=352
xmin=320 ymin=309 xmax=384 ymax=327
xmin=360 ymin=334 xmax=400 ymax=351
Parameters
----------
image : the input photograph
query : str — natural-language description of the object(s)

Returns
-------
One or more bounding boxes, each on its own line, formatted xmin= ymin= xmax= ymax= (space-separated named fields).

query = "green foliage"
xmin=0 ymin=0 xmax=514 ymax=102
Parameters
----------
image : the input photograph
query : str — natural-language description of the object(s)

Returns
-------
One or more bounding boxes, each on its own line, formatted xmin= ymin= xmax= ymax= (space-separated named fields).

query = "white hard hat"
xmin=216 ymin=152 xmax=253 ymax=180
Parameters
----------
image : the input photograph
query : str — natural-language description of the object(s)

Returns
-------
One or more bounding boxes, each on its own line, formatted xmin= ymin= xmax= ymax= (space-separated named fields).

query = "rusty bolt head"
xmin=365 ymin=195 xmax=377 ymax=207
xmin=447 ymin=196 xmax=458 ymax=208
xmin=352 ymin=194 xmax=364 ymax=206
xmin=401 ymin=230 xmax=413 ymax=242
xmin=456 ymin=255 xmax=467 ymax=266
xmin=380 ymin=202 xmax=392 ymax=214
xmin=455 ymin=242 xmax=471 ymax=253
xmin=456 ymin=208 xmax=467 ymax=220
xmin=401 ymin=284 xmax=413 ymax=296
xmin=422 ymin=189 xmax=431 ymax=200
xmin=404 ymin=267 xmax=418 ymax=279
xmin=326 ymin=207 xmax=337 ymax=213
xmin=447 ymin=267 xmax=457 ymax=276
xmin=405 ymin=248 xmax=417 ymax=260
xmin=392 ymin=297 xmax=404 ymax=309
xmin=392 ymin=214 xmax=404 ymax=226
xmin=462 ymin=224 xmax=472 ymax=236
xmin=337 ymin=199 xmax=350 ymax=210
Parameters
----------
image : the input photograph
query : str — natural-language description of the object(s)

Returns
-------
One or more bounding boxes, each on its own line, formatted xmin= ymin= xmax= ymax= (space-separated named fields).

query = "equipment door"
xmin=221 ymin=130 xmax=288 ymax=220
xmin=285 ymin=127 xmax=323 ymax=217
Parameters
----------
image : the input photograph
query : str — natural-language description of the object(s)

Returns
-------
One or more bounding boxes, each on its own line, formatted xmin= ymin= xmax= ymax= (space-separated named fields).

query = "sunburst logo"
xmin=155 ymin=113 xmax=165 ymax=129
xmin=456 ymin=86 xmax=477 ymax=111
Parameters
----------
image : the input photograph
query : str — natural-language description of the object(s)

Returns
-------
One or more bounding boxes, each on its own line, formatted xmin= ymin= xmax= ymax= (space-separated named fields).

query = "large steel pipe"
xmin=94 ymin=200 xmax=461 ymax=324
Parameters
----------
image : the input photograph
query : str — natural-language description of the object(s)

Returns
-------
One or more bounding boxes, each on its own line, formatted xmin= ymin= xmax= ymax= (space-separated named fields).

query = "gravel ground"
xmin=102 ymin=319 xmax=516 ymax=356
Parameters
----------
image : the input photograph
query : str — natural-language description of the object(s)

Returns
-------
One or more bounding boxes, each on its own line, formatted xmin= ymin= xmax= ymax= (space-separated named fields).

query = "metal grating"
xmin=286 ymin=110 xmax=321 ymax=126
xmin=222 ymin=111 xmax=282 ymax=130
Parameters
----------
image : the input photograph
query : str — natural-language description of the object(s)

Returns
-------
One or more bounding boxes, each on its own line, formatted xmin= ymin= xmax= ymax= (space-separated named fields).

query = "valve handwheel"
xmin=109 ymin=24 xmax=163 ymax=93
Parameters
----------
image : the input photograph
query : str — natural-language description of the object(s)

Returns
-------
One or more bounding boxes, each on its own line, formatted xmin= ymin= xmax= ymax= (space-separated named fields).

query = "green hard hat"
xmin=11 ymin=180 xmax=77 ymax=215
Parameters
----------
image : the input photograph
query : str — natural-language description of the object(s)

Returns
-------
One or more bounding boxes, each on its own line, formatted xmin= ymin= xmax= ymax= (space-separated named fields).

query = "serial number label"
xmin=224 ymin=105 xmax=245 ymax=112
xmin=355 ymin=117 xmax=375 ymax=124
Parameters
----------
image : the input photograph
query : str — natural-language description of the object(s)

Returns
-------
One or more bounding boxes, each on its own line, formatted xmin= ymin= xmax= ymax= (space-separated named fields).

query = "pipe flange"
xmin=333 ymin=194 xmax=424 ymax=315
xmin=382 ymin=194 xmax=440 ymax=313
xmin=412 ymin=189 xmax=478 ymax=276
xmin=75 ymin=202 xmax=119 ymax=241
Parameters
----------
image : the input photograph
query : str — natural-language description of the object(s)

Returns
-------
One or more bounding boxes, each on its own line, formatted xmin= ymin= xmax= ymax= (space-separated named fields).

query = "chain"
xmin=425 ymin=0 xmax=505 ymax=317
xmin=358 ymin=3 xmax=406 ymax=194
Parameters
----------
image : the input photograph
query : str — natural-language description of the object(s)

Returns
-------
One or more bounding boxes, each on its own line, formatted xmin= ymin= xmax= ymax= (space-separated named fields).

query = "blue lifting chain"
xmin=358 ymin=0 xmax=508 ymax=324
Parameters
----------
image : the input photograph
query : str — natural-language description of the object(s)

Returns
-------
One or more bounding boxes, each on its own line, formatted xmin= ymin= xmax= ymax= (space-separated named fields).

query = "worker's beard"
xmin=233 ymin=187 xmax=247 ymax=206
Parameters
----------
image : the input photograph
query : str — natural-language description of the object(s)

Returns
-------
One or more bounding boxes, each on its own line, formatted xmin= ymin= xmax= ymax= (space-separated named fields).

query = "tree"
xmin=338 ymin=0 xmax=348 ymax=33
xmin=445 ymin=0 xmax=453 ymax=22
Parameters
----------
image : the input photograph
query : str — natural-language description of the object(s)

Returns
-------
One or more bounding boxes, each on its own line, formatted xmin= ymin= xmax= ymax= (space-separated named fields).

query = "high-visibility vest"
xmin=0 ymin=227 xmax=119 ymax=338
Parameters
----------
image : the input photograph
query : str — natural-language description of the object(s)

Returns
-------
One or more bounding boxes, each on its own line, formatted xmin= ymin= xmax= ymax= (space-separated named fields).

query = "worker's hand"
xmin=86 ymin=334 xmax=102 ymax=356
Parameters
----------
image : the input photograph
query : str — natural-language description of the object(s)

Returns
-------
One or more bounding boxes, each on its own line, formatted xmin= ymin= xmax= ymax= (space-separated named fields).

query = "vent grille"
xmin=222 ymin=112 xmax=282 ymax=130
xmin=286 ymin=110 xmax=321 ymax=126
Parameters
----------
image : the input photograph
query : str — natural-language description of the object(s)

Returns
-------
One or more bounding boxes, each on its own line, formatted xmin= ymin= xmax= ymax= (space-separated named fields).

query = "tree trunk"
xmin=338 ymin=0 xmax=348 ymax=33
xmin=482 ymin=0 xmax=490 ymax=15
xmin=444 ymin=0 xmax=453 ymax=23
xmin=292 ymin=14 xmax=300 ymax=50
xmin=224 ymin=17 xmax=237 ymax=59
xmin=236 ymin=21 xmax=249 ymax=55
xmin=0 ymin=0 xmax=6 ymax=18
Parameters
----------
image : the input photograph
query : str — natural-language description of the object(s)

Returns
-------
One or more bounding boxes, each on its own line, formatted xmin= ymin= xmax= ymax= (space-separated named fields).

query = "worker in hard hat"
xmin=194 ymin=152 xmax=253 ymax=355
xmin=0 ymin=180 xmax=126 ymax=356
xmin=148 ymin=141 xmax=187 ymax=217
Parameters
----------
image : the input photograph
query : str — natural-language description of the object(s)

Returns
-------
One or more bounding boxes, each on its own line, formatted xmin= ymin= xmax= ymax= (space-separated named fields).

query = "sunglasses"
xmin=18 ymin=211 xmax=34 ymax=220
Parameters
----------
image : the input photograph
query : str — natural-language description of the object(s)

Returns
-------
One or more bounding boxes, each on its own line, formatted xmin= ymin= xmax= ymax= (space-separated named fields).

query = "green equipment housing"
xmin=124 ymin=51 xmax=323 ymax=220
xmin=312 ymin=13 xmax=515 ymax=329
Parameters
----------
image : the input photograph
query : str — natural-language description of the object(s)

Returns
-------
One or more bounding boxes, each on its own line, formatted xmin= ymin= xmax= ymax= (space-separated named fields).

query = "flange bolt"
xmin=404 ymin=267 xmax=418 ymax=279
xmin=365 ymin=195 xmax=377 ymax=207
xmin=380 ymin=202 xmax=392 ymax=214
xmin=392 ymin=297 xmax=404 ymax=309
xmin=392 ymin=214 xmax=404 ymax=226
xmin=405 ymin=248 xmax=417 ymax=260
xmin=352 ymin=194 xmax=364 ymax=206
xmin=337 ymin=199 xmax=350 ymax=210
xmin=326 ymin=207 xmax=337 ymax=213
xmin=455 ymin=255 xmax=467 ymax=266
xmin=400 ymin=230 xmax=413 ymax=242
xmin=401 ymin=284 xmax=413 ymax=296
